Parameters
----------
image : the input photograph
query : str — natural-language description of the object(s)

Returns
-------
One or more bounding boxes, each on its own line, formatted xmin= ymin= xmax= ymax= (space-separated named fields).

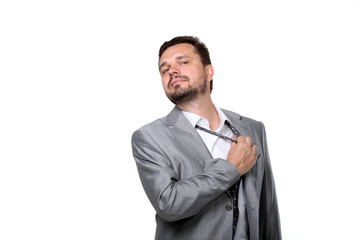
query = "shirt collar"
xmin=181 ymin=104 xmax=230 ymax=131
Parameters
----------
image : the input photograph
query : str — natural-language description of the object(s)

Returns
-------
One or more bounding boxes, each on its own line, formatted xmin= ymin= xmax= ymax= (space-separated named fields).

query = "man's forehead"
xmin=159 ymin=43 xmax=197 ymax=65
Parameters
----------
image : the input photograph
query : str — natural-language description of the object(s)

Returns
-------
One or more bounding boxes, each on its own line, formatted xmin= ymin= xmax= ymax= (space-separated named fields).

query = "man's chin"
xmin=168 ymin=92 xmax=197 ymax=105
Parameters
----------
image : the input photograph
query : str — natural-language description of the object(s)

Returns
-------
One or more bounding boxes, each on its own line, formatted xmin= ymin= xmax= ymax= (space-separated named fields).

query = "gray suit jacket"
xmin=132 ymin=107 xmax=281 ymax=240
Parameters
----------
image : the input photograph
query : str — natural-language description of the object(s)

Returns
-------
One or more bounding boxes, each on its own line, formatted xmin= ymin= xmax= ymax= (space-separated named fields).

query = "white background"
xmin=1 ymin=0 xmax=359 ymax=239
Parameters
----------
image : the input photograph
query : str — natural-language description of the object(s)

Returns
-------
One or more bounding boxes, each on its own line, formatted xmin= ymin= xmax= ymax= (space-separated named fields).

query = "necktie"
xmin=195 ymin=120 xmax=241 ymax=238
xmin=226 ymin=121 xmax=241 ymax=238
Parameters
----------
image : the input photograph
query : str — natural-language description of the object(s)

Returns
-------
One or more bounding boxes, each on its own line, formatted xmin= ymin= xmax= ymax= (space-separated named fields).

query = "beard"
xmin=166 ymin=75 xmax=207 ymax=105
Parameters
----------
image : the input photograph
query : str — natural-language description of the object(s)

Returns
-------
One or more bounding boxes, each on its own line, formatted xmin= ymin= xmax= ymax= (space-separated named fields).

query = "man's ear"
xmin=206 ymin=64 xmax=214 ymax=82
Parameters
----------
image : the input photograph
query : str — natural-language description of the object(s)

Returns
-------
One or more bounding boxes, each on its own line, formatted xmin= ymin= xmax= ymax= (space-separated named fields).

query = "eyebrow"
xmin=159 ymin=55 xmax=193 ymax=70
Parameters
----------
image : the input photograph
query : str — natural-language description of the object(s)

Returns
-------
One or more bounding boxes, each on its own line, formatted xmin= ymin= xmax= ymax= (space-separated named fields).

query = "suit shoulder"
xmin=133 ymin=115 xmax=167 ymax=135
xmin=222 ymin=109 xmax=264 ymax=128
xmin=240 ymin=116 xmax=264 ymax=130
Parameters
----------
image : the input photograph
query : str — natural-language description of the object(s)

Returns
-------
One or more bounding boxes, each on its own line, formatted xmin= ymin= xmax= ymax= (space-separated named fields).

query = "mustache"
xmin=168 ymin=75 xmax=190 ymax=88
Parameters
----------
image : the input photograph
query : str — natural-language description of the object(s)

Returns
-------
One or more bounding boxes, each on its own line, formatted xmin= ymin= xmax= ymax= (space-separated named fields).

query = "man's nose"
xmin=168 ymin=65 xmax=180 ymax=76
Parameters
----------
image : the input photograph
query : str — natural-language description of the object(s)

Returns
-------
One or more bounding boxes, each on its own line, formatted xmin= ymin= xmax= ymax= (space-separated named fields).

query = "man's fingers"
xmin=236 ymin=136 xmax=252 ymax=146
xmin=252 ymin=145 xmax=258 ymax=153
xmin=228 ymin=136 xmax=259 ymax=175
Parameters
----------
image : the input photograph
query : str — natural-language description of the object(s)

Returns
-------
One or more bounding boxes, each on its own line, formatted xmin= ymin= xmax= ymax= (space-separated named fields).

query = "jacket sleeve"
xmin=131 ymin=129 xmax=240 ymax=222
xmin=258 ymin=122 xmax=282 ymax=240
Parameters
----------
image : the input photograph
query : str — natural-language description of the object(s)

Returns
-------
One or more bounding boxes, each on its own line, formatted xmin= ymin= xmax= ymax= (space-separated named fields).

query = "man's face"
xmin=159 ymin=43 xmax=213 ymax=104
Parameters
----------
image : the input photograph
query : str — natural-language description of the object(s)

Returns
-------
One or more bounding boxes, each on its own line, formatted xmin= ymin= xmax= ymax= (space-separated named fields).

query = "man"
xmin=131 ymin=36 xmax=281 ymax=240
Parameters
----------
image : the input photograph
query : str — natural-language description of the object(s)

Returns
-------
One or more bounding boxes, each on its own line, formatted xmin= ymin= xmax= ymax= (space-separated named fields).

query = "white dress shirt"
xmin=182 ymin=105 xmax=234 ymax=160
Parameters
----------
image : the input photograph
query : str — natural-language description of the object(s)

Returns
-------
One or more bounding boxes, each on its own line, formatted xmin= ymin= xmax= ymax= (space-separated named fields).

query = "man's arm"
xmin=131 ymin=129 xmax=240 ymax=222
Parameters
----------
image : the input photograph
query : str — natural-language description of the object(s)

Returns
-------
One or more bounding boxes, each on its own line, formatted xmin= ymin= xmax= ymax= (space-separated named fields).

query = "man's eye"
xmin=163 ymin=69 xmax=169 ymax=74
xmin=181 ymin=61 xmax=188 ymax=65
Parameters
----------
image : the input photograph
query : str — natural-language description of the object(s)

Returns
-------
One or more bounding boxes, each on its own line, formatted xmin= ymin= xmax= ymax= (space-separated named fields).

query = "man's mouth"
xmin=169 ymin=76 xmax=189 ymax=88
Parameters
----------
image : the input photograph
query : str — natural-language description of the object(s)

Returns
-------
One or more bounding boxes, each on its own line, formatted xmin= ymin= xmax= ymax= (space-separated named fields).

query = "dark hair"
xmin=158 ymin=36 xmax=213 ymax=92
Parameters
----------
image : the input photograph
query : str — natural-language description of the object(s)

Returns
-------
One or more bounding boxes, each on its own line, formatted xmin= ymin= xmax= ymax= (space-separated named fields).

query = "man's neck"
xmin=176 ymin=97 xmax=220 ymax=131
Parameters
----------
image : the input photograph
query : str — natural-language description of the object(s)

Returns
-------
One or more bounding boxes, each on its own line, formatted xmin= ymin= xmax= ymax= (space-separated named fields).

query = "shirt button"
xmin=225 ymin=204 xmax=232 ymax=211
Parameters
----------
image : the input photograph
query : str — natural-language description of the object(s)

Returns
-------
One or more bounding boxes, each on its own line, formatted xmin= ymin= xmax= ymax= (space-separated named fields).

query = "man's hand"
xmin=227 ymin=136 xmax=258 ymax=175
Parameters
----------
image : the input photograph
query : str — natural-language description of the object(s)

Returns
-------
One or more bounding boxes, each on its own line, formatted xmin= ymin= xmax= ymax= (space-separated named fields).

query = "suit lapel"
xmin=165 ymin=107 xmax=212 ymax=166
xmin=223 ymin=109 xmax=251 ymax=138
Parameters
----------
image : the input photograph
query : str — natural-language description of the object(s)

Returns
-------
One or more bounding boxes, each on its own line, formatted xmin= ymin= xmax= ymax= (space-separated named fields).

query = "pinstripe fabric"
xmin=132 ymin=107 xmax=281 ymax=240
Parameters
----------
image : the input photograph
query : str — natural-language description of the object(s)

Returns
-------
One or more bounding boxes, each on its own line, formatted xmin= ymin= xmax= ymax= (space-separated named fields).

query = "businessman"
xmin=131 ymin=36 xmax=281 ymax=240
